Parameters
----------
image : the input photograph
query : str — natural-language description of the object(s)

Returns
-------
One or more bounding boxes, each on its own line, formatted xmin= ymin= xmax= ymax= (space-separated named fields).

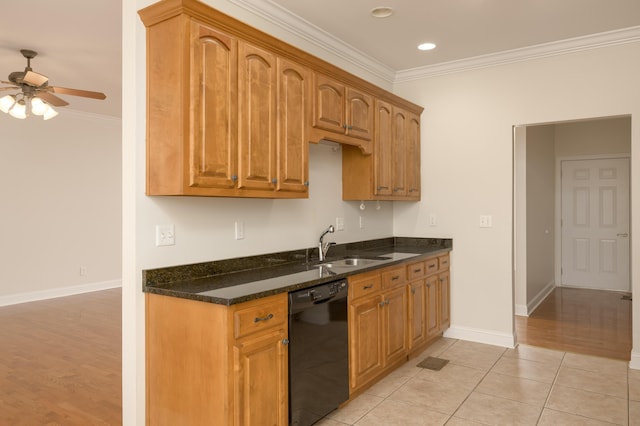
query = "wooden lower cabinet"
xmin=349 ymin=253 xmax=451 ymax=396
xmin=146 ymin=292 xmax=288 ymax=426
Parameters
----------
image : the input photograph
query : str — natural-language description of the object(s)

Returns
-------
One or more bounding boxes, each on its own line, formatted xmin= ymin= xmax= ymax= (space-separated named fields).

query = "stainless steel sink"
xmin=316 ymin=256 xmax=390 ymax=268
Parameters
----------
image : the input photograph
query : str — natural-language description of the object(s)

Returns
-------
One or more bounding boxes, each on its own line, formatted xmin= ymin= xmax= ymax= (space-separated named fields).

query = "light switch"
xmin=479 ymin=215 xmax=493 ymax=228
xmin=336 ymin=217 xmax=344 ymax=231
xmin=429 ymin=214 xmax=437 ymax=226
xmin=235 ymin=221 xmax=245 ymax=240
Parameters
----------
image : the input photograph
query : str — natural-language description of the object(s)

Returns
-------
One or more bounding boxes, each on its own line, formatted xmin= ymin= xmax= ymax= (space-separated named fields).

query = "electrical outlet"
xmin=155 ymin=224 xmax=175 ymax=246
xmin=79 ymin=266 xmax=87 ymax=276
xmin=359 ymin=216 xmax=365 ymax=229
xmin=336 ymin=217 xmax=344 ymax=231
xmin=429 ymin=214 xmax=437 ymax=226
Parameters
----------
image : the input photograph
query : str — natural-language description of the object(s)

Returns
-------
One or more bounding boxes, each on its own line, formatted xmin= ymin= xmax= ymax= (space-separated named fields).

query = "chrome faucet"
xmin=318 ymin=225 xmax=336 ymax=261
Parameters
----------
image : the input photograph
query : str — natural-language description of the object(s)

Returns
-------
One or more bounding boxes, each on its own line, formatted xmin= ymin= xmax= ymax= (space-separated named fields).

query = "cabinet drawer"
xmin=381 ymin=266 xmax=406 ymax=289
xmin=425 ymin=257 xmax=439 ymax=275
xmin=438 ymin=254 xmax=450 ymax=271
xmin=233 ymin=297 xmax=286 ymax=340
xmin=407 ymin=261 xmax=425 ymax=281
xmin=350 ymin=273 xmax=382 ymax=300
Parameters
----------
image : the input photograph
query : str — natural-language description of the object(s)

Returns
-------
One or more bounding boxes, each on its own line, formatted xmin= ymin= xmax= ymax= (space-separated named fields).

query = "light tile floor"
xmin=318 ymin=338 xmax=640 ymax=426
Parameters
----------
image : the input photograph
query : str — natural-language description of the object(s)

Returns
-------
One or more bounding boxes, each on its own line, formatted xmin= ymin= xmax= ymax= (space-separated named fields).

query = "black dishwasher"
xmin=288 ymin=279 xmax=349 ymax=426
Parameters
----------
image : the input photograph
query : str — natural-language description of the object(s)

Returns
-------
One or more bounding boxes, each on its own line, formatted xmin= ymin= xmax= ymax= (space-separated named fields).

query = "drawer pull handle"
xmin=391 ymin=275 xmax=400 ymax=281
xmin=413 ymin=269 xmax=421 ymax=273
xmin=254 ymin=313 xmax=274 ymax=323
xmin=363 ymin=284 xmax=374 ymax=289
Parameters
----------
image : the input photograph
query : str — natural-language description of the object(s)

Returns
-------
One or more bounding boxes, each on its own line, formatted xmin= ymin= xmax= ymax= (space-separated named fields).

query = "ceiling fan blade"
xmin=37 ymin=91 xmax=69 ymax=107
xmin=0 ymin=86 xmax=18 ymax=92
xmin=50 ymin=86 xmax=106 ymax=100
xmin=1 ymin=80 xmax=18 ymax=86
xmin=24 ymin=70 xmax=49 ymax=87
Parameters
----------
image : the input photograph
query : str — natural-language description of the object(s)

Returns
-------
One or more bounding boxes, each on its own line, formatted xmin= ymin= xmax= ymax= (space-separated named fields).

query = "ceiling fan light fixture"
xmin=43 ymin=105 xmax=58 ymax=120
xmin=30 ymin=97 xmax=48 ymax=116
xmin=0 ymin=94 xmax=16 ymax=113
xmin=9 ymin=99 xmax=27 ymax=119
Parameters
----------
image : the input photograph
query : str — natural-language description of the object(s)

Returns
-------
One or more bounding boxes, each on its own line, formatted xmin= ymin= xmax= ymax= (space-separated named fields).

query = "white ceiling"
xmin=2 ymin=0 xmax=639 ymax=119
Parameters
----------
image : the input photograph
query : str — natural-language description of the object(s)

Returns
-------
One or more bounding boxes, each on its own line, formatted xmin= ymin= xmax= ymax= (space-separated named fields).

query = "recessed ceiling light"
xmin=370 ymin=7 xmax=394 ymax=18
xmin=418 ymin=42 xmax=437 ymax=51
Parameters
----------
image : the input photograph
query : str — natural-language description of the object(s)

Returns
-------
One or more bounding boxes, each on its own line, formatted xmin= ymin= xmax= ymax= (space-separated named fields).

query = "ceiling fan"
xmin=0 ymin=49 xmax=106 ymax=120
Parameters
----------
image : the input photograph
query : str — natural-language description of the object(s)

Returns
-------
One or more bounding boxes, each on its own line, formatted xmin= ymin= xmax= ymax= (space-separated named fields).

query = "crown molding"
xmin=395 ymin=25 xmax=640 ymax=82
xmin=227 ymin=1 xmax=640 ymax=85
xmin=228 ymin=0 xmax=397 ymax=83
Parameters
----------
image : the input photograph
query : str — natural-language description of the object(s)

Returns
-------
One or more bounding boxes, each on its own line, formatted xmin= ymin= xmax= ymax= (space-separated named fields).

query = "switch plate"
xmin=235 ymin=221 xmax=245 ymax=240
xmin=359 ymin=216 xmax=365 ymax=229
xmin=79 ymin=266 xmax=87 ymax=276
xmin=479 ymin=215 xmax=493 ymax=228
xmin=336 ymin=217 xmax=344 ymax=231
xmin=429 ymin=214 xmax=437 ymax=226
xmin=156 ymin=224 xmax=175 ymax=246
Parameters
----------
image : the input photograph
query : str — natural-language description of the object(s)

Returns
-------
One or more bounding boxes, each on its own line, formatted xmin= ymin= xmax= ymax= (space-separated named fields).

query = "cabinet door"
xmin=234 ymin=328 xmax=288 ymax=426
xmin=425 ymin=275 xmax=440 ymax=338
xmin=190 ymin=23 xmax=238 ymax=189
xmin=382 ymin=286 xmax=409 ymax=366
xmin=238 ymin=42 xmax=277 ymax=191
xmin=391 ymin=108 xmax=407 ymax=196
xmin=374 ymin=100 xmax=393 ymax=196
xmin=345 ymin=88 xmax=373 ymax=141
xmin=406 ymin=111 xmax=421 ymax=198
xmin=408 ymin=280 xmax=427 ymax=349
xmin=349 ymin=294 xmax=384 ymax=391
xmin=312 ymin=74 xmax=346 ymax=134
xmin=439 ymin=271 xmax=451 ymax=331
xmin=276 ymin=58 xmax=309 ymax=194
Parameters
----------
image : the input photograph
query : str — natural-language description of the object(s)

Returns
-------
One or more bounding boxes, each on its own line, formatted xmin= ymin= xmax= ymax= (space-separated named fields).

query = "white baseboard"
xmin=525 ymin=280 xmax=556 ymax=316
xmin=630 ymin=350 xmax=640 ymax=370
xmin=444 ymin=325 xmax=516 ymax=348
xmin=0 ymin=280 xmax=122 ymax=307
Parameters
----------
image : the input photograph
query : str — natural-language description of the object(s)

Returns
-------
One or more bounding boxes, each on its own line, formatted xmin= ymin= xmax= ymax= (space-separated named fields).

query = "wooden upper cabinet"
xmin=343 ymin=100 xmax=421 ymax=201
xmin=374 ymin=100 xmax=393 ymax=197
xmin=311 ymin=73 xmax=374 ymax=153
xmin=139 ymin=0 xmax=422 ymax=199
xmin=276 ymin=58 xmax=310 ymax=194
xmin=237 ymin=42 xmax=277 ymax=192
xmin=190 ymin=23 xmax=238 ymax=191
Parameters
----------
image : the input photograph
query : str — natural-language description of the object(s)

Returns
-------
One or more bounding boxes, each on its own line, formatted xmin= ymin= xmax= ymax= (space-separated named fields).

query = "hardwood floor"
xmin=516 ymin=286 xmax=632 ymax=361
xmin=0 ymin=288 xmax=122 ymax=425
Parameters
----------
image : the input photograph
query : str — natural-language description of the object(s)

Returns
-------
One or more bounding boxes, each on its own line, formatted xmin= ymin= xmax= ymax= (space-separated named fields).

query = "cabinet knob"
xmin=379 ymin=301 xmax=385 ymax=307
xmin=271 ymin=178 xmax=277 ymax=184
xmin=411 ymin=288 xmax=416 ymax=295
xmin=282 ymin=339 xmax=290 ymax=345
xmin=304 ymin=181 xmax=309 ymax=186
xmin=231 ymin=175 xmax=238 ymax=181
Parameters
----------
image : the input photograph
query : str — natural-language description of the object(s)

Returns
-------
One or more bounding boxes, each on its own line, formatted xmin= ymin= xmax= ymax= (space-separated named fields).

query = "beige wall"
xmin=556 ymin=116 xmax=631 ymax=157
xmin=392 ymin=43 xmax=640 ymax=357
xmin=0 ymin=111 xmax=121 ymax=304
xmin=525 ymin=125 xmax=556 ymax=306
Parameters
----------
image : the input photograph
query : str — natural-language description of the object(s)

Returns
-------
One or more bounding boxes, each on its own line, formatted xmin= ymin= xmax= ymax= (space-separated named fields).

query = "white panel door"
xmin=561 ymin=158 xmax=630 ymax=291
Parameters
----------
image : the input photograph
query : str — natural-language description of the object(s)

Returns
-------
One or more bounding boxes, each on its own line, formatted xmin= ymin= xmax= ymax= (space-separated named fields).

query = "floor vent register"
xmin=416 ymin=356 xmax=449 ymax=371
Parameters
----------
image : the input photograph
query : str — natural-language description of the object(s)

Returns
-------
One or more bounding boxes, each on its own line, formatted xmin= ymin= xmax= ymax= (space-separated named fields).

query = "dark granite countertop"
xmin=143 ymin=237 xmax=452 ymax=305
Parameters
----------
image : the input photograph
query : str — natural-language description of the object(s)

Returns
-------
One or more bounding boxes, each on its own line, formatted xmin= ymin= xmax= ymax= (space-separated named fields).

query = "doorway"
xmin=513 ymin=116 xmax=632 ymax=357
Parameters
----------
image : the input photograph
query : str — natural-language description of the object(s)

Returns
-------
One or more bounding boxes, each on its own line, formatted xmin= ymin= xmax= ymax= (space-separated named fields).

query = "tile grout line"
xmin=443 ymin=343 xmax=508 ymax=424
xmin=534 ymin=350 xmax=567 ymax=425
